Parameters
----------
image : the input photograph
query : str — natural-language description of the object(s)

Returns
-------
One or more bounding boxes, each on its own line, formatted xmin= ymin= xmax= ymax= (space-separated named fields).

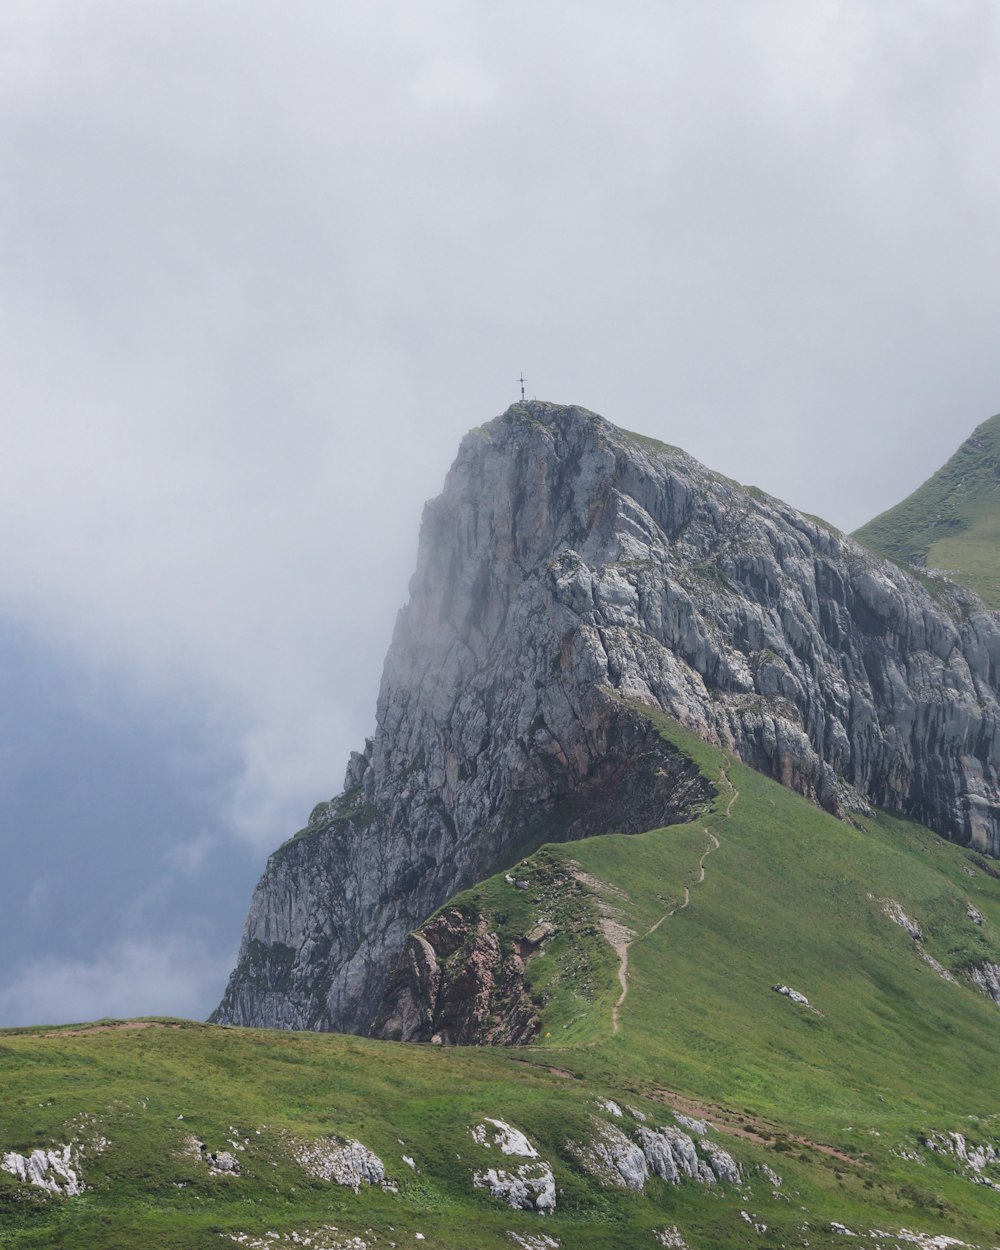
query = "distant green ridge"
xmin=854 ymin=412 xmax=1000 ymax=608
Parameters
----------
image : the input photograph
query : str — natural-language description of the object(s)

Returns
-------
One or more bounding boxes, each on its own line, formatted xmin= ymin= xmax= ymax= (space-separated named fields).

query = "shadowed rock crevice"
xmin=371 ymin=909 xmax=541 ymax=1046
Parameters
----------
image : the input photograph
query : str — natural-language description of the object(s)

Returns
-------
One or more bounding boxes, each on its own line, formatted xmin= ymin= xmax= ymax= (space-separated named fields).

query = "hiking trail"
xmin=611 ymin=766 xmax=738 ymax=1034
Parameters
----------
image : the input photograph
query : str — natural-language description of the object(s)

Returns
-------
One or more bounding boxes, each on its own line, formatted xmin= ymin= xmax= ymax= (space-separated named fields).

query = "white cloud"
xmin=413 ymin=57 xmax=495 ymax=108
xmin=0 ymin=933 xmax=235 ymax=1028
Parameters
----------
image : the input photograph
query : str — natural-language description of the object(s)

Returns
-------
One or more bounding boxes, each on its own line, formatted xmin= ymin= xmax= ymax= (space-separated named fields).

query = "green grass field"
xmin=854 ymin=412 xmax=1000 ymax=607
xmin=4 ymin=715 xmax=1000 ymax=1248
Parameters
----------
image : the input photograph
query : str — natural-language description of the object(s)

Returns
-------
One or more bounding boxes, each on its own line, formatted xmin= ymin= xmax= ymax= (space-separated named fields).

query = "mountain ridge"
xmin=214 ymin=400 xmax=1000 ymax=1036
xmin=7 ymin=403 xmax=1000 ymax=1246
xmin=854 ymin=411 xmax=1000 ymax=608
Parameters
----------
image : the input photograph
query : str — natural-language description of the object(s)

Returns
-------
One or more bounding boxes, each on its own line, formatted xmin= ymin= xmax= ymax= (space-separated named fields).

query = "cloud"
xmin=413 ymin=56 xmax=495 ymax=109
xmin=24 ymin=877 xmax=53 ymax=923
xmin=2 ymin=2 xmax=1000 ymax=1020
xmin=162 ymin=829 xmax=223 ymax=879
xmin=0 ymin=16 xmax=988 ymax=624
xmin=0 ymin=933 xmax=235 ymax=1028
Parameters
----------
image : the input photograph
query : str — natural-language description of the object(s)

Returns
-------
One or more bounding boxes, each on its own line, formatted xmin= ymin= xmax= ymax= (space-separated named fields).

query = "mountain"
xmin=214 ymin=401 xmax=1000 ymax=1036
xmin=6 ymin=401 xmax=1000 ymax=1248
xmin=5 ymin=723 xmax=1000 ymax=1249
xmin=854 ymin=412 xmax=1000 ymax=608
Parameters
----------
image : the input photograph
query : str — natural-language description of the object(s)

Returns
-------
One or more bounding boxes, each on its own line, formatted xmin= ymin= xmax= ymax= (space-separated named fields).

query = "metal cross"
xmin=518 ymin=372 xmax=526 ymax=401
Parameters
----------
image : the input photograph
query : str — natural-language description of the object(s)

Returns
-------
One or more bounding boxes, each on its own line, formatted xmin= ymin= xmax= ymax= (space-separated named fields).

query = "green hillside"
xmin=854 ymin=412 xmax=1000 ymax=607
xmin=3 ymin=716 xmax=1000 ymax=1248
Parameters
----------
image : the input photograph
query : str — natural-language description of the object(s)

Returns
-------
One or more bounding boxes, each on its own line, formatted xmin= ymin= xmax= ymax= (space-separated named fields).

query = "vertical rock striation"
xmin=214 ymin=402 xmax=1000 ymax=1033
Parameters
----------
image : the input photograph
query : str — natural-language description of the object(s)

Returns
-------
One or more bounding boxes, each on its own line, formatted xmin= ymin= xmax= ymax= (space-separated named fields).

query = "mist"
xmin=1 ymin=0 xmax=998 ymax=1024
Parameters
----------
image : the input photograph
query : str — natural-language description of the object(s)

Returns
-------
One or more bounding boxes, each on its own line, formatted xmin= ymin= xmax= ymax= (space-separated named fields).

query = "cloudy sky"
xmin=1 ymin=0 xmax=998 ymax=1026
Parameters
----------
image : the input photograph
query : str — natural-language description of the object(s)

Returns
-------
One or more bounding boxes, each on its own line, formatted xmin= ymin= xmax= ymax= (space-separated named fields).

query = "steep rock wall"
xmin=215 ymin=402 xmax=1000 ymax=1033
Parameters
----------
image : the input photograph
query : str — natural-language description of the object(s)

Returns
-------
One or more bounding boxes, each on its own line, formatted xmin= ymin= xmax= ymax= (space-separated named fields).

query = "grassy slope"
xmin=854 ymin=412 xmax=1000 ymax=607
xmin=4 ymin=717 xmax=1000 ymax=1248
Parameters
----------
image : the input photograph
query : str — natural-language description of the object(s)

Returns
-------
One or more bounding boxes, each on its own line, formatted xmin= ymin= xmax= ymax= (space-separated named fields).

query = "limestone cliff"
xmin=214 ymin=401 xmax=1000 ymax=1033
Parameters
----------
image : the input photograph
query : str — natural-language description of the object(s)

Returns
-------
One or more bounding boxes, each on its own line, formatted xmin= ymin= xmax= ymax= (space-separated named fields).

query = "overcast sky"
xmin=1 ymin=0 xmax=998 ymax=1026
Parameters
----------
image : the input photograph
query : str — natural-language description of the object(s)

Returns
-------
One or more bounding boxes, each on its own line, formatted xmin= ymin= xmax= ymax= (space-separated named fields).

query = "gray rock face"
xmin=215 ymin=402 xmax=1000 ymax=1033
xmin=471 ymin=1119 xmax=539 ymax=1158
xmin=473 ymin=1164 xmax=556 ymax=1212
xmin=207 ymin=1149 xmax=241 ymax=1175
xmin=635 ymin=1126 xmax=684 ymax=1184
xmin=923 ymin=1130 xmax=1000 ymax=1190
xmin=653 ymin=1229 xmax=691 ymax=1249
xmin=581 ymin=1122 xmax=650 ymax=1190
xmin=1 ymin=1144 xmax=83 ymax=1196
xmin=965 ymin=960 xmax=1000 ymax=1003
xmin=372 ymin=907 xmax=541 ymax=1045
xmin=699 ymin=1139 xmax=742 ymax=1184
xmin=580 ymin=1120 xmax=740 ymax=1191
xmin=636 ymin=1125 xmax=713 ymax=1184
xmin=291 ymin=1137 xmax=386 ymax=1192
xmin=470 ymin=1120 xmax=555 ymax=1213
xmin=772 ymin=983 xmax=810 ymax=1006
xmin=882 ymin=899 xmax=924 ymax=940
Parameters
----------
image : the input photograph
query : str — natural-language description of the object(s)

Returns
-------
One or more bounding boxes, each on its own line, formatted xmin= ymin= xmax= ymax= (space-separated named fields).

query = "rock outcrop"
xmin=371 ymin=907 xmax=541 ymax=1045
xmin=470 ymin=1119 xmax=556 ymax=1213
xmin=1 ymin=1145 xmax=83 ymax=1196
xmin=290 ymin=1137 xmax=386 ymax=1192
xmin=772 ymin=984 xmax=810 ymax=1006
xmin=965 ymin=960 xmax=1000 ymax=1004
xmin=573 ymin=1116 xmax=741 ymax=1191
xmin=881 ymin=899 xmax=924 ymax=940
xmin=922 ymin=1130 xmax=1000 ymax=1191
xmin=372 ymin=851 xmax=598 ymax=1044
xmin=215 ymin=401 xmax=1000 ymax=1034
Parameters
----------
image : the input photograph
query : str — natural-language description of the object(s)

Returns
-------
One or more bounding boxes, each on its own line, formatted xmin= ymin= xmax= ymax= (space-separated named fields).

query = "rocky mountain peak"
xmin=214 ymin=401 xmax=1000 ymax=1034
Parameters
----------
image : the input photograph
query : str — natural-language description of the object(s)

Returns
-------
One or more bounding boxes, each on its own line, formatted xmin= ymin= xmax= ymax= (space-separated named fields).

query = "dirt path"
xmin=722 ymin=766 xmax=739 ymax=817
xmin=651 ymin=1085 xmax=866 ymax=1167
xmin=610 ymin=766 xmax=737 ymax=1034
xmin=36 ymin=1020 xmax=183 ymax=1039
